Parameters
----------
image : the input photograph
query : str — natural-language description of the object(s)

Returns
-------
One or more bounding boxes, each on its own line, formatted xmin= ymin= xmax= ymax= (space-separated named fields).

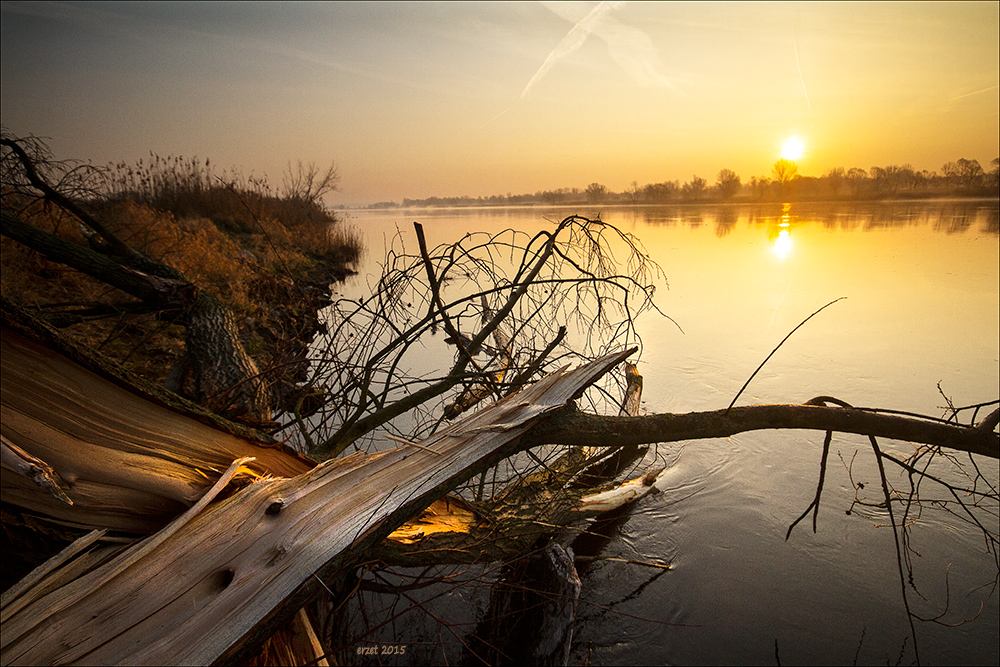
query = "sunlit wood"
xmin=0 ymin=340 xmax=630 ymax=666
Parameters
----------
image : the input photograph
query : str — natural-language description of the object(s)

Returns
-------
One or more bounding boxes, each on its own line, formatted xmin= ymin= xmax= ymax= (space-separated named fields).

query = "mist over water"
xmin=339 ymin=201 xmax=999 ymax=665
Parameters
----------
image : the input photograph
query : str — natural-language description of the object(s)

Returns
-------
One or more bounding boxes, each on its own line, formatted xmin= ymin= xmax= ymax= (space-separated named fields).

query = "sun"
xmin=781 ymin=136 xmax=804 ymax=161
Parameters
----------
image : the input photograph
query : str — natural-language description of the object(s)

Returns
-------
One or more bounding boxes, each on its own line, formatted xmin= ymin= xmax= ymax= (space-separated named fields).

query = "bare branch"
xmin=528 ymin=402 xmax=999 ymax=459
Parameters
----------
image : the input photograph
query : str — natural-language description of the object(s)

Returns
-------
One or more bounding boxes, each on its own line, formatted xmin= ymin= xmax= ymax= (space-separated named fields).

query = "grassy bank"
xmin=1 ymin=150 xmax=362 ymax=405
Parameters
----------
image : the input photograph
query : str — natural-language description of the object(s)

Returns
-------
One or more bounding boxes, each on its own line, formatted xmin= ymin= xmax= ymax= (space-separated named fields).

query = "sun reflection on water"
xmin=772 ymin=202 xmax=793 ymax=258
xmin=773 ymin=228 xmax=792 ymax=258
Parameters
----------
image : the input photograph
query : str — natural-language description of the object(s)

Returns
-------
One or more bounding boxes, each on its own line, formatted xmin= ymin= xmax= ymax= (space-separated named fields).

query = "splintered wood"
xmin=0 ymin=328 xmax=313 ymax=533
xmin=1 ymin=320 xmax=630 ymax=666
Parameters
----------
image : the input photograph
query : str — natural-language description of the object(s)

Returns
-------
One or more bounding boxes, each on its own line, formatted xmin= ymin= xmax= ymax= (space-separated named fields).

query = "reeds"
xmin=2 ymin=144 xmax=361 ymax=385
xmin=100 ymin=153 xmax=360 ymax=274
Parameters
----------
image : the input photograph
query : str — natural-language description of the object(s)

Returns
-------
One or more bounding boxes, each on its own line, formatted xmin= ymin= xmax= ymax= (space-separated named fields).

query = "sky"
xmin=2 ymin=1 xmax=998 ymax=205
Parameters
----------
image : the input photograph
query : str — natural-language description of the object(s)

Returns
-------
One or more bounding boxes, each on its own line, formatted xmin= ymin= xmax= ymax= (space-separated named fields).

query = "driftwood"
xmin=1 ymin=315 xmax=632 ymax=666
xmin=2 ymin=300 xmax=996 ymax=665
xmin=1 ymin=322 xmax=312 ymax=534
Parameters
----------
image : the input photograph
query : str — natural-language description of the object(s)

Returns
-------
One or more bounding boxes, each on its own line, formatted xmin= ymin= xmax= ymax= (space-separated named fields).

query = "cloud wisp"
xmin=949 ymin=84 xmax=999 ymax=102
xmin=794 ymin=41 xmax=811 ymax=112
xmin=522 ymin=1 xmax=674 ymax=99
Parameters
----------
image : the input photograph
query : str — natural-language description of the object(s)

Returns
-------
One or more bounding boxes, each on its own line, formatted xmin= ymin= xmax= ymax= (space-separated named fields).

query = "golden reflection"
xmin=770 ymin=203 xmax=793 ymax=258
xmin=773 ymin=228 xmax=792 ymax=258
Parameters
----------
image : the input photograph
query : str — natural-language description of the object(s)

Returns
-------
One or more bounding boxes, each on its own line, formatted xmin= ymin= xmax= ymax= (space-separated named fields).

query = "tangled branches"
xmin=789 ymin=395 xmax=999 ymax=665
xmin=298 ymin=216 xmax=673 ymax=459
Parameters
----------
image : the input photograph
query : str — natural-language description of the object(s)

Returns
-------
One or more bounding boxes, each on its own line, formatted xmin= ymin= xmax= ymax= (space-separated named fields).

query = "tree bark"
xmin=185 ymin=291 xmax=272 ymax=424
xmin=1 ymin=349 xmax=632 ymax=666
xmin=527 ymin=402 xmax=999 ymax=460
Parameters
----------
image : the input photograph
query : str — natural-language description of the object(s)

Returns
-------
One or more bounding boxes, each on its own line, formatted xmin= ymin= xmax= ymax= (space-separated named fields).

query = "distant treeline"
xmin=360 ymin=157 xmax=999 ymax=209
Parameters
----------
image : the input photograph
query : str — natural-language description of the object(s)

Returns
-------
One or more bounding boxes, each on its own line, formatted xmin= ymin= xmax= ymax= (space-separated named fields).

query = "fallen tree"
xmin=0 ymin=306 xmax=312 ymax=534
xmin=1 ymin=312 xmax=637 ymax=665
xmin=1 ymin=304 xmax=996 ymax=665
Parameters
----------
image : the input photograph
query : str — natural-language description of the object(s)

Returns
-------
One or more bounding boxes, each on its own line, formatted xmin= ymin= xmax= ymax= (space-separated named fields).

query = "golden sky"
xmin=2 ymin=1 xmax=997 ymax=205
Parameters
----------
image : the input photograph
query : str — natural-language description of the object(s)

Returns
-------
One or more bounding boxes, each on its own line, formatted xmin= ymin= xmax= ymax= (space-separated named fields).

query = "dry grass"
xmin=2 ymin=152 xmax=362 ymax=386
xmin=101 ymin=153 xmax=361 ymax=277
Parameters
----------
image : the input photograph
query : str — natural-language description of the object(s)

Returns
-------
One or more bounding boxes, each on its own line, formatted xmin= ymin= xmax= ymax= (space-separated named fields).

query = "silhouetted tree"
xmin=281 ymin=159 xmax=339 ymax=205
xmin=956 ymin=158 xmax=985 ymax=188
xmin=870 ymin=165 xmax=914 ymax=196
xmin=845 ymin=167 xmax=868 ymax=197
xmin=585 ymin=182 xmax=608 ymax=203
xmin=772 ymin=159 xmax=798 ymax=185
xmin=749 ymin=175 xmax=771 ymax=200
xmin=681 ymin=175 xmax=707 ymax=200
xmin=642 ymin=180 xmax=678 ymax=203
xmin=716 ymin=168 xmax=741 ymax=200
xmin=627 ymin=180 xmax=641 ymax=204
xmin=824 ymin=167 xmax=846 ymax=197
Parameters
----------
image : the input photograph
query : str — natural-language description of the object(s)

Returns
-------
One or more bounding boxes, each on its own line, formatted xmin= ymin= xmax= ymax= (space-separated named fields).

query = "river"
xmin=327 ymin=200 xmax=999 ymax=665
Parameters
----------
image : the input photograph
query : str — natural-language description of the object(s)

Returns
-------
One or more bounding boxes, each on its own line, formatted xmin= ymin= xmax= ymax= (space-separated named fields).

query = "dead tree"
xmin=300 ymin=215 xmax=672 ymax=460
xmin=1 ymin=307 xmax=995 ymax=665
xmin=290 ymin=213 xmax=997 ymax=665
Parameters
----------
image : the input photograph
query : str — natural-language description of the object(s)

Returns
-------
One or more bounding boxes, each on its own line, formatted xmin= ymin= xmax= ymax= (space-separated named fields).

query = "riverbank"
xmin=0 ymin=171 xmax=361 ymax=427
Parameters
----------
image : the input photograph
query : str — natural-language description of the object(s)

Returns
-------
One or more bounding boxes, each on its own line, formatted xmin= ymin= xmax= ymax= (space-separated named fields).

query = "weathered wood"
xmin=372 ymin=362 xmax=656 ymax=567
xmin=1 ymin=529 xmax=110 ymax=615
xmin=244 ymin=608 xmax=328 ymax=667
xmin=1 ymin=435 xmax=73 ymax=506
xmin=0 ymin=350 xmax=632 ymax=666
xmin=1 ymin=324 xmax=312 ymax=533
xmin=1 ymin=301 xmax=279 ymax=444
xmin=5 ymin=273 xmax=991 ymax=665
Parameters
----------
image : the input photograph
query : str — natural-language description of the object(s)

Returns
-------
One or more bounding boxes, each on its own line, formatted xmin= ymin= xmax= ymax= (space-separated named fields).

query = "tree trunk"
xmin=185 ymin=291 xmax=272 ymax=425
xmin=2 ymin=304 xmax=995 ymax=665
xmin=466 ymin=543 xmax=581 ymax=666
xmin=1 ymin=340 xmax=631 ymax=665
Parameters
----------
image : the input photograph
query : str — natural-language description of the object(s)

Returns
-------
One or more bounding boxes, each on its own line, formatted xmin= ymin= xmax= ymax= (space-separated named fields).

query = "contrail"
xmin=794 ymin=41 xmax=811 ymax=112
xmin=480 ymin=106 xmax=511 ymax=130
xmin=522 ymin=1 xmax=673 ymax=99
xmin=950 ymin=84 xmax=999 ymax=101
xmin=522 ymin=1 xmax=619 ymax=98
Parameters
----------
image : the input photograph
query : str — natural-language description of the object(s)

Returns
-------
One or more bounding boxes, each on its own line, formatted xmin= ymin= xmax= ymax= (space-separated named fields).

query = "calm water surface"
xmin=335 ymin=201 xmax=999 ymax=665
